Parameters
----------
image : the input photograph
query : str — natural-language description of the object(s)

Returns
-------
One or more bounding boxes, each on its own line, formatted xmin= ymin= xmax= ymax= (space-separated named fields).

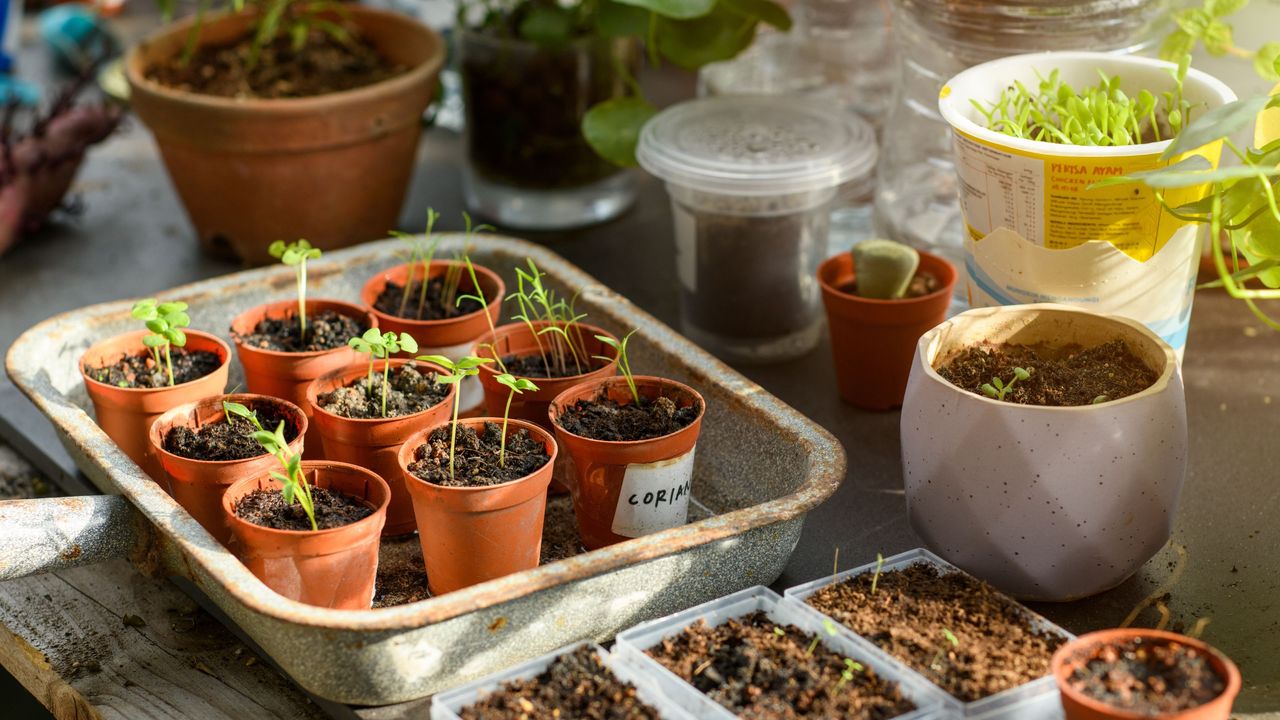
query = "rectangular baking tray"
xmin=4 ymin=235 xmax=845 ymax=706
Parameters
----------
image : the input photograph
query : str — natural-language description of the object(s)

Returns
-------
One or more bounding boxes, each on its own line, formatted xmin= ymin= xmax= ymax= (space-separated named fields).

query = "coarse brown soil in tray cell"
xmin=936 ymin=339 xmax=1157 ymax=406
xmin=501 ymin=352 xmax=610 ymax=379
xmin=556 ymin=395 xmax=699 ymax=442
xmin=1067 ymin=637 xmax=1226 ymax=714
xmin=805 ymin=563 xmax=1065 ymax=702
xmin=647 ymin=611 xmax=917 ymax=719
xmin=147 ymin=29 xmax=405 ymax=99
xmin=407 ymin=422 xmax=549 ymax=487
xmin=234 ymin=310 xmax=364 ymax=353
xmin=85 ymin=348 xmax=222 ymax=389
xmin=373 ymin=277 xmax=484 ymax=321
xmin=163 ymin=405 xmax=300 ymax=462
xmin=839 ymin=270 xmax=941 ymax=299
xmin=317 ymin=362 xmax=449 ymax=419
xmin=233 ymin=487 xmax=373 ymax=531
xmin=458 ymin=644 xmax=661 ymax=720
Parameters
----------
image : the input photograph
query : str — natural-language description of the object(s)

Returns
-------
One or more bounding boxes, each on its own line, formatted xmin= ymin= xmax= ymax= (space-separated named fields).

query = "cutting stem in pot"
xmin=494 ymin=374 xmax=539 ymax=467
xmin=268 ymin=239 xmax=323 ymax=341
xmin=415 ymin=354 xmax=494 ymax=480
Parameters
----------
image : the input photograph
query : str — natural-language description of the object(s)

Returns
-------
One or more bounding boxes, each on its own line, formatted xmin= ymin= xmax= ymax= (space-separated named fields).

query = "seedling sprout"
xmin=493 ymin=374 xmax=538 ymax=467
xmin=268 ymin=239 xmax=323 ymax=341
xmin=981 ymin=367 xmax=1032 ymax=402
xmin=930 ymin=628 xmax=961 ymax=672
xmin=457 ymin=253 xmax=507 ymax=373
xmin=416 ymin=354 xmax=493 ymax=480
xmin=132 ymin=298 xmax=190 ymax=387
xmin=837 ymin=658 xmax=864 ymax=689
xmin=507 ymin=258 xmax=591 ymax=376
xmin=594 ymin=329 xmax=639 ymax=405
xmin=870 ymin=552 xmax=885 ymax=595
xmin=389 ymin=208 xmax=442 ymax=319
xmin=225 ymin=400 xmax=317 ymax=531
xmin=347 ymin=329 xmax=419 ymax=418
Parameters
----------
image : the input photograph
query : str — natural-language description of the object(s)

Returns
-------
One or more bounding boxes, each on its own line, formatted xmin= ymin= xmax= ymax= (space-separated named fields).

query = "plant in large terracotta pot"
xmin=80 ymin=298 xmax=230 ymax=480
xmin=126 ymin=0 xmax=444 ymax=264
xmin=900 ymin=303 xmax=1187 ymax=601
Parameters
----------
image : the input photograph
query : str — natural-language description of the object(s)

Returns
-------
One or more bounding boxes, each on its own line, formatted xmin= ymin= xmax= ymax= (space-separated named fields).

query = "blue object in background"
xmin=38 ymin=3 xmax=116 ymax=74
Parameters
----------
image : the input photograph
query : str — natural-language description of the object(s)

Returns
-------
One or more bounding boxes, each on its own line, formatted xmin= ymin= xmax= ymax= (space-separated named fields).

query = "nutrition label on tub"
xmin=954 ymin=132 xmax=1045 ymax=245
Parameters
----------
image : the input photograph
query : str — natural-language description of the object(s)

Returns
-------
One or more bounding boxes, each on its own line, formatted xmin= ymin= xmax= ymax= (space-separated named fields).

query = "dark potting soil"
xmin=458 ymin=645 xmax=660 ymax=720
xmin=500 ymin=352 xmax=610 ymax=379
xmin=937 ymin=339 xmax=1157 ymax=406
xmin=647 ymin=611 xmax=917 ymax=719
xmin=1067 ymin=637 xmax=1226 ymax=714
xmin=162 ymin=404 xmax=300 ymax=461
xmin=372 ymin=276 xmax=485 ymax=321
xmin=85 ymin=347 xmax=222 ymax=389
xmin=234 ymin=310 xmax=364 ymax=353
xmin=556 ymin=395 xmax=699 ymax=442
xmin=805 ymin=563 xmax=1065 ymax=702
xmin=317 ymin=362 xmax=449 ymax=419
xmin=408 ymin=421 xmax=550 ymax=488
xmin=147 ymin=28 xmax=405 ymax=99
xmin=233 ymin=487 xmax=372 ymax=531
xmin=839 ymin=271 xmax=941 ymax=299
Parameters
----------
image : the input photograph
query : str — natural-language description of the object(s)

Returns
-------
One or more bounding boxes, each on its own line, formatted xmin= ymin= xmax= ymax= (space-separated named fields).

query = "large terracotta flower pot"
xmin=124 ymin=7 xmax=444 ymax=264
xmin=80 ymin=329 xmax=231 ymax=481
xmin=818 ymin=250 xmax=956 ymax=410
xmin=222 ymin=462 xmax=389 ymax=609
xmin=305 ymin=359 xmax=454 ymax=535
xmin=549 ymin=376 xmax=704 ymax=550
xmin=399 ymin=418 xmax=556 ymax=595
xmin=901 ymin=304 xmax=1187 ymax=600
xmin=1052 ymin=629 xmax=1241 ymax=720
xmin=149 ymin=394 xmax=307 ymax=545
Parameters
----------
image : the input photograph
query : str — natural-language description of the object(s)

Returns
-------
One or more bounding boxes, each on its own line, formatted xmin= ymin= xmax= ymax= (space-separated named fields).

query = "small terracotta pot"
xmin=222 ymin=462 xmax=389 ymax=609
xmin=361 ymin=260 xmax=504 ymax=415
xmin=149 ymin=394 xmax=307 ymax=545
xmin=230 ymin=298 xmax=375 ymax=458
xmin=80 ymin=329 xmax=231 ymax=481
xmin=818 ymin=250 xmax=956 ymax=410
xmin=1052 ymin=629 xmax=1241 ymax=720
xmin=399 ymin=418 xmax=556 ymax=595
xmin=549 ymin=376 xmax=704 ymax=550
xmin=306 ymin=359 xmax=454 ymax=535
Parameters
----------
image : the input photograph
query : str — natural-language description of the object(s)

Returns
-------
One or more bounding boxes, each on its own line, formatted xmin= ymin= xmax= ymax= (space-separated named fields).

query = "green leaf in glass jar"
xmin=596 ymin=0 xmax=650 ymax=37
xmin=583 ymin=97 xmax=658 ymax=167
xmin=655 ymin=3 xmax=758 ymax=69
xmin=612 ymin=0 xmax=715 ymax=20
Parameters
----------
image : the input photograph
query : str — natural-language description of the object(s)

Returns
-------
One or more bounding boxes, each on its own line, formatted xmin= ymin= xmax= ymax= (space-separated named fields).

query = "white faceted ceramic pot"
xmin=901 ymin=303 xmax=1187 ymax=601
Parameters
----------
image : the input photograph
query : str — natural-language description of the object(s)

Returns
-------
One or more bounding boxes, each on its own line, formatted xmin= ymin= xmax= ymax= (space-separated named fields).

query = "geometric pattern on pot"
xmin=901 ymin=303 xmax=1187 ymax=601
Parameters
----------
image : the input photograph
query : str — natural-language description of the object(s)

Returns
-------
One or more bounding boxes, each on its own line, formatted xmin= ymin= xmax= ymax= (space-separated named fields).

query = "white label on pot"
xmin=611 ymin=447 xmax=696 ymax=538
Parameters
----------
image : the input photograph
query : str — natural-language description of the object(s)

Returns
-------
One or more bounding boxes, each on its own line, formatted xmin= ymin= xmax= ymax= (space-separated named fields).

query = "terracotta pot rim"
xmin=124 ymin=6 xmax=444 ymax=114
xmin=362 ymin=260 xmax=504 ymax=331
xmin=149 ymin=393 xmax=308 ymax=468
xmin=475 ymin=321 xmax=619 ymax=380
xmin=817 ymin=250 xmax=958 ymax=308
xmin=1051 ymin=629 xmax=1242 ymax=719
xmin=230 ymin=298 xmax=374 ymax=361
xmin=222 ymin=461 xmax=390 ymax=537
xmin=398 ymin=417 xmax=558 ymax=493
xmin=305 ymin=358 xmax=454 ymax=426
xmin=79 ymin=329 xmax=231 ymax=394
xmin=549 ymin=375 xmax=705 ymax=446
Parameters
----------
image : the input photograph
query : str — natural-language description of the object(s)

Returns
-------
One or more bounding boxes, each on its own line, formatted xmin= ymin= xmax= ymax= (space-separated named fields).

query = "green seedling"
xmin=348 ymin=329 xmax=419 ymax=418
xmin=132 ymin=298 xmax=190 ymax=387
xmin=268 ymin=239 xmax=323 ymax=341
xmin=837 ymin=658 xmax=864 ymax=689
xmin=457 ymin=252 xmax=507 ymax=373
xmin=1160 ymin=0 xmax=1280 ymax=81
xmin=389 ymin=208 xmax=442 ymax=320
xmin=157 ymin=0 xmax=354 ymax=70
xmin=773 ymin=626 xmax=786 ymax=637
xmin=416 ymin=355 xmax=493 ymax=480
xmin=493 ymin=374 xmax=539 ymax=467
xmin=930 ymin=628 xmax=960 ymax=672
xmin=851 ymin=239 xmax=920 ymax=300
xmin=593 ymin=329 xmax=639 ymax=405
xmin=981 ymin=367 xmax=1032 ymax=402
xmin=226 ymin=400 xmax=316 ymax=531
xmin=1092 ymin=394 xmax=1110 ymax=404
xmin=870 ymin=552 xmax=885 ymax=595
xmin=508 ymin=258 xmax=590 ymax=376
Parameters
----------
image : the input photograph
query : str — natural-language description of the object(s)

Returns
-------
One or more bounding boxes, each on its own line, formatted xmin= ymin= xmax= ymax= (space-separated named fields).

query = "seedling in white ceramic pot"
xmin=981 ymin=367 xmax=1032 ymax=402
xmin=132 ymin=298 xmax=190 ymax=387
xmin=348 ymin=329 xmax=419 ymax=418
xmin=268 ymin=239 xmax=323 ymax=341
xmin=416 ymin=354 xmax=493 ymax=480
xmin=493 ymin=374 xmax=539 ymax=467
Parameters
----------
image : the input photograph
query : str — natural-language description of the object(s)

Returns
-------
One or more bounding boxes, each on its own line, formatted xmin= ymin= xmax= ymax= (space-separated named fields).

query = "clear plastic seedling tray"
xmin=785 ymin=548 xmax=1075 ymax=720
xmin=613 ymin=586 xmax=952 ymax=720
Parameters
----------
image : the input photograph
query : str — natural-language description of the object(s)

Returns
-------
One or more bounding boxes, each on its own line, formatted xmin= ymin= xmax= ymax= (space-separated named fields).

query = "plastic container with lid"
xmin=638 ymin=95 xmax=878 ymax=364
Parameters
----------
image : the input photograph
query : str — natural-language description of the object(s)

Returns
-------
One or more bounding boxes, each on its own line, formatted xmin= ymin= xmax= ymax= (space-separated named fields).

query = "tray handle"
xmin=0 ymin=495 xmax=141 ymax=581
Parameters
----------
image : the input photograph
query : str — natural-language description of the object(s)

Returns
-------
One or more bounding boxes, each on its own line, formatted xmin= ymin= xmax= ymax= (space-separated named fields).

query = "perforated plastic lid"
xmin=637 ymin=95 xmax=877 ymax=197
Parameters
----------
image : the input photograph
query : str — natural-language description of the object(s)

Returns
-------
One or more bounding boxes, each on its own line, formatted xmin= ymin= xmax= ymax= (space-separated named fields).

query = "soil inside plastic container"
xmin=936 ymin=339 xmax=1157 ymax=406
xmin=163 ymin=406 xmax=300 ymax=461
xmin=233 ymin=487 xmax=373 ymax=531
xmin=838 ymin=271 xmax=940 ymax=299
xmin=457 ymin=644 xmax=660 ymax=719
xmin=373 ymin=276 xmax=484 ymax=321
xmin=85 ymin=348 xmax=222 ymax=389
xmin=1067 ymin=637 xmax=1226 ymax=714
xmin=146 ymin=29 xmax=406 ymax=99
xmin=317 ymin=362 xmax=449 ymax=419
xmin=500 ymin=353 xmax=610 ymax=379
xmin=234 ymin=310 xmax=365 ymax=353
xmin=805 ymin=563 xmax=1065 ymax=702
xmin=646 ymin=610 xmax=918 ymax=718
xmin=407 ymin=421 xmax=549 ymax=487
xmin=555 ymin=394 xmax=698 ymax=442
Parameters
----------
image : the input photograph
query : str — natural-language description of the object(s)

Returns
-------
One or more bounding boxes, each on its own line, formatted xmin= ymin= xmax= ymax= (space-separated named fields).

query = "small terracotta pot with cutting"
xmin=81 ymin=329 xmax=231 ymax=481
xmin=306 ymin=358 xmax=454 ymax=535
xmin=1052 ymin=629 xmax=1241 ymax=720
xmin=549 ymin=375 xmax=704 ymax=550
xmin=399 ymin=417 xmax=556 ymax=595
xmin=149 ymin=393 xmax=307 ymax=545
xmin=222 ymin=461 xmax=389 ymax=609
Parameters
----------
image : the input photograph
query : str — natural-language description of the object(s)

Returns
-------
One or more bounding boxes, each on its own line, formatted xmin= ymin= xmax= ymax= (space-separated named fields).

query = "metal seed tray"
xmin=3 ymin=236 xmax=845 ymax=705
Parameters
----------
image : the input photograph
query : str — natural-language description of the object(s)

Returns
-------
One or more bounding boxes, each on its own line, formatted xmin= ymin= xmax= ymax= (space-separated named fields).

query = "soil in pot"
xmin=555 ymin=394 xmax=699 ymax=442
xmin=85 ymin=348 xmax=223 ymax=388
xmin=458 ymin=645 xmax=660 ymax=719
xmin=146 ymin=29 xmax=406 ymax=99
xmin=233 ymin=310 xmax=365 ymax=353
xmin=316 ymin=362 xmax=449 ymax=419
xmin=501 ymin=353 xmax=611 ymax=379
xmin=1067 ymin=636 xmax=1226 ymax=715
xmin=407 ymin=421 xmax=550 ymax=487
xmin=371 ymin=276 xmax=484 ymax=321
xmin=162 ymin=405 xmax=300 ymax=462
xmin=937 ymin=339 xmax=1157 ymax=406
xmin=806 ymin=563 xmax=1065 ymax=702
xmin=233 ymin=486 xmax=372 ymax=531
xmin=647 ymin=611 xmax=917 ymax=718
